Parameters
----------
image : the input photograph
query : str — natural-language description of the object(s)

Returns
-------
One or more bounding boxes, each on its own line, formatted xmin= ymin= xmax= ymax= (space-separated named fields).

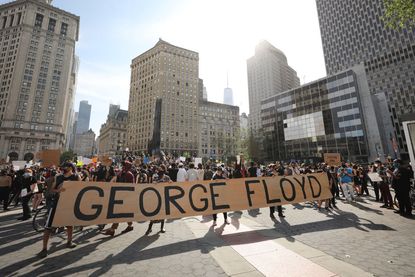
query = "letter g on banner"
xmin=74 ymin=186 xmax=104 ymax=221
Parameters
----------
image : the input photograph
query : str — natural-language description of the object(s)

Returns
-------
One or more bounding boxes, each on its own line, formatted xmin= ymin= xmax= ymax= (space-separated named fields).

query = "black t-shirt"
xmin=168 ymin=168 xmax=178 ymax=182
xmin=213 ymin=174 xmax=225 ymax=180
xmin=22 ymin=174 xmax=37 ymax=191
xmin=248 ymin=167 xmax=257 ymax=177
xmin=233 ymin=169 xmax=243 ymax=179
xmin=55 ymin=173 xmax=79 ymax=189
xmin=203 ymin=170 xmax=214 ymax=181
xmin=396 ymin=166 xmax=412 ymax=191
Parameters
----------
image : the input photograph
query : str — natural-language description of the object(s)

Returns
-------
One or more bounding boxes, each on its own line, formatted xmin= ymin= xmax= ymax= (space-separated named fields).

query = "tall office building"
xmin=247 ymin=40 xmax=300 ymax=133
xmin=127 ymin=39 xmax=199 ymax=155
xmin=261 ymin=65 xmax=384 ymax=162
xmin=0 ymin=0 xmax=79 ymax=161
xmin=76 ymin=100 xmax=91 ymax=134
xmin=316 ymin=0 xmax=415 ymax=158
xmin=223 ymin=87 xmax=234 ymax=105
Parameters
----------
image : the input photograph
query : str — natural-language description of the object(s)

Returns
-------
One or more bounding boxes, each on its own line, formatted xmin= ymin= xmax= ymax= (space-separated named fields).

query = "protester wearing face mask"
xmin=37 ymin=162 xmax=81 ymax=258
xmin=18 ymin=168 xmax=37 ymax=221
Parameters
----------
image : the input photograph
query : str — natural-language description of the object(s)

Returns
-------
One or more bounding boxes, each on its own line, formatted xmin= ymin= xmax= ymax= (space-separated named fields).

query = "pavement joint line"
xmin=184 ymin=216 xmax=263 ymax=277
xmin=238 ymin=212 xmax=373 ymax=277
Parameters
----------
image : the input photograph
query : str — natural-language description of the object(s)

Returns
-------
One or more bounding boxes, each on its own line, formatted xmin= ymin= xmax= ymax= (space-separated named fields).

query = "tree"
xmin=383 ymin=0 xmax=415 ymax=29
xmin=60 ymin=149 xmax=75 ymax=164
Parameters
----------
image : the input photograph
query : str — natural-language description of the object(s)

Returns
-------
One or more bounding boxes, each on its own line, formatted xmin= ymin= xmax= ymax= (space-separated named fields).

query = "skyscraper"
xmin=223 ymin=87 xmax=234 ymax=105
xmin=127 ymin=39 xmax=199 ymax=155
xmin=316 ymin=0 xmax=415 ymax=158
xmin=76 ymin=100 xmax=91 ymax=134
xmin=247 ymin=40 xmax=300 ymax=133
xmin=0 ymin=0 xmax=79 ymax=161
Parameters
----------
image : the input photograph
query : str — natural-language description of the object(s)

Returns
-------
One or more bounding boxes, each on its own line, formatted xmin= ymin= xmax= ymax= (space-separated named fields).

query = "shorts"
xmin=44 ymin=199 xmax=58 ymax=230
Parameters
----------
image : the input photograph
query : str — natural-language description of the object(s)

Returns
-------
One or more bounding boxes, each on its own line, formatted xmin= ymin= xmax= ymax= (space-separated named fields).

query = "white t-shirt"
xmin=177 ymin=168 xmax=188 ymax=182
xmin=187 ymin=168 xmax=198 ymax=181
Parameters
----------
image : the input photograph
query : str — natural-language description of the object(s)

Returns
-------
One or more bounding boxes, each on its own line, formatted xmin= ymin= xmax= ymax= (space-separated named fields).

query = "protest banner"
xmin=52 ymin=173 xmax=331 ymax=227
xmin=368 ymin=173 xmax=383 ymax=182
xmin=323 ymin=153 xmax=341 ymax=166
xmin=37 ymin=149 xmax=61 ymax=168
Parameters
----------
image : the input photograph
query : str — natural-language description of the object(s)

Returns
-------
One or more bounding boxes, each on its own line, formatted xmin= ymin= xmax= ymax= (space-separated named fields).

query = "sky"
xmin=50 ymin=0 xmax=327 ymax=135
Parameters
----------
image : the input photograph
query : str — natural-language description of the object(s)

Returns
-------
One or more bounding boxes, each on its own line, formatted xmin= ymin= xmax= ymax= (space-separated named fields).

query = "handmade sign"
xmin=323 ymin=153 xmax=341 ymax=166
xmin=368 ymin=173 xmax=383 ymax=182
xmin=37 ymin=149 xmax=61 ymax=168
xmin=52 ymin=173 xmax=331 ymax=227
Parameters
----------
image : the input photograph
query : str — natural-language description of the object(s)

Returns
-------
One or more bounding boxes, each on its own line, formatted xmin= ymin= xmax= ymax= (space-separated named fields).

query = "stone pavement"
xmin=0 ymin=192 xmax=414 ymax=277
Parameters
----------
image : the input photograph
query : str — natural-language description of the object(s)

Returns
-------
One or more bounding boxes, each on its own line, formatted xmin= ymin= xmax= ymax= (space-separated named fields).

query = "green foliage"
xmin=383 ymin=0 xmax=415 ymax=30
xmin=60 ymin=149 xmax=75 ymax=164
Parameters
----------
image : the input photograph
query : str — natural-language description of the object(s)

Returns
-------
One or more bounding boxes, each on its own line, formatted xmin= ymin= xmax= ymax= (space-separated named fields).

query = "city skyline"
xmin=46 ymin=0 xmax=326 ymax=135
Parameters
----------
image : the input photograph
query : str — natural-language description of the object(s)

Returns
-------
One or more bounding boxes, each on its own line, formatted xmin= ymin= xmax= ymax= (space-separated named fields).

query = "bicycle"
xmin=32 ymin=205 xmax=83 ymax=233
xmin=393 ymin=180 xmax=415 ymax=209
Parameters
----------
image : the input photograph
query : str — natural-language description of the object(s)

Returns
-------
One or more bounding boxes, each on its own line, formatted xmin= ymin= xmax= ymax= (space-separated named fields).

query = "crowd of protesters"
xmin=0 ymin=153 xmax=413 ymax=259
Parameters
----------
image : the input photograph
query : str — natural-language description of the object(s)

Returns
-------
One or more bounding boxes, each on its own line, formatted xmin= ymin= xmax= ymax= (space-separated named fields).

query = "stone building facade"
xmin=127 ymin=39 xmax=199 ymax=156
xmin=198 ymin=100 xmax=240 ymax=161
xmin=0 ymin=0 xmax=79 ymax=161
xmin=73 ymin=128 xmax=95 ymax=157
xmin=98 ymin=104 xmax=128 ymax=156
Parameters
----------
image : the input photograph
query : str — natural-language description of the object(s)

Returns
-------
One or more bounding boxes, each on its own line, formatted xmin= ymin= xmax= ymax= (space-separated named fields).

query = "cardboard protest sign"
xmin=99 ymin=155 xmax=112 ymax=166
xmin=194 ymin=158 xmax=202 ymax=166
xmin=52 ymin=173 xmax=331 ymax=227
xmin=323 ymin=153 xmax=341 ymax=166
xmin=12 ymin=161 xmax=27 ymax=169
xmin=37 ymin=149 xmax=61 ymax=168
xmin=368 ymin=173 xmax=383 ymax=182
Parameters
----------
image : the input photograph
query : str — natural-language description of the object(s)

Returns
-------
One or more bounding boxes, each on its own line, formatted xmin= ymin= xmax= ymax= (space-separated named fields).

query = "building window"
xmin=35 ymin=14 xmax=43 ymax=28
xmin=48 ymin=18 xmax=56 ymax=32
xmin=60 ymin=22 xmax=68 ymax=36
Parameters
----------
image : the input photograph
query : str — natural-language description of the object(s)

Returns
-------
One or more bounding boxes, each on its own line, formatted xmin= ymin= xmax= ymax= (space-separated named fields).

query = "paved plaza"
xmin=0 ymin=192 xmax=414 ymax=277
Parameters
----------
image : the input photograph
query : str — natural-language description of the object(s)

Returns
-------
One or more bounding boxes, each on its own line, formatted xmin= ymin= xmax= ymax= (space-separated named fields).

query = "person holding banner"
xmin=37 ymin=162 xmax=81 ymax=259
xmin=211 ymin=167 xmax=229 ymax=225
xmin=145 ymin=165 xmax=171 ymax=235
xmin=103 ymin=161 xmax=135 ymax=236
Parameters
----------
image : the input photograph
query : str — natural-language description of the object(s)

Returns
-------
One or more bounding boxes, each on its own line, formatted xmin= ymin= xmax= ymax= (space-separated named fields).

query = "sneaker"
xmin=66 ymin=242 xmax=77 ymax=249
xmin=160 ymin=228 xmax=166 ymax=233
xmin=102 ymin=228 xmax=115 ymax=237
xmin=121 ymin=226 xmax=133 ymax=234
xmin=37 ymin=249 xmax=48 ymax=259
